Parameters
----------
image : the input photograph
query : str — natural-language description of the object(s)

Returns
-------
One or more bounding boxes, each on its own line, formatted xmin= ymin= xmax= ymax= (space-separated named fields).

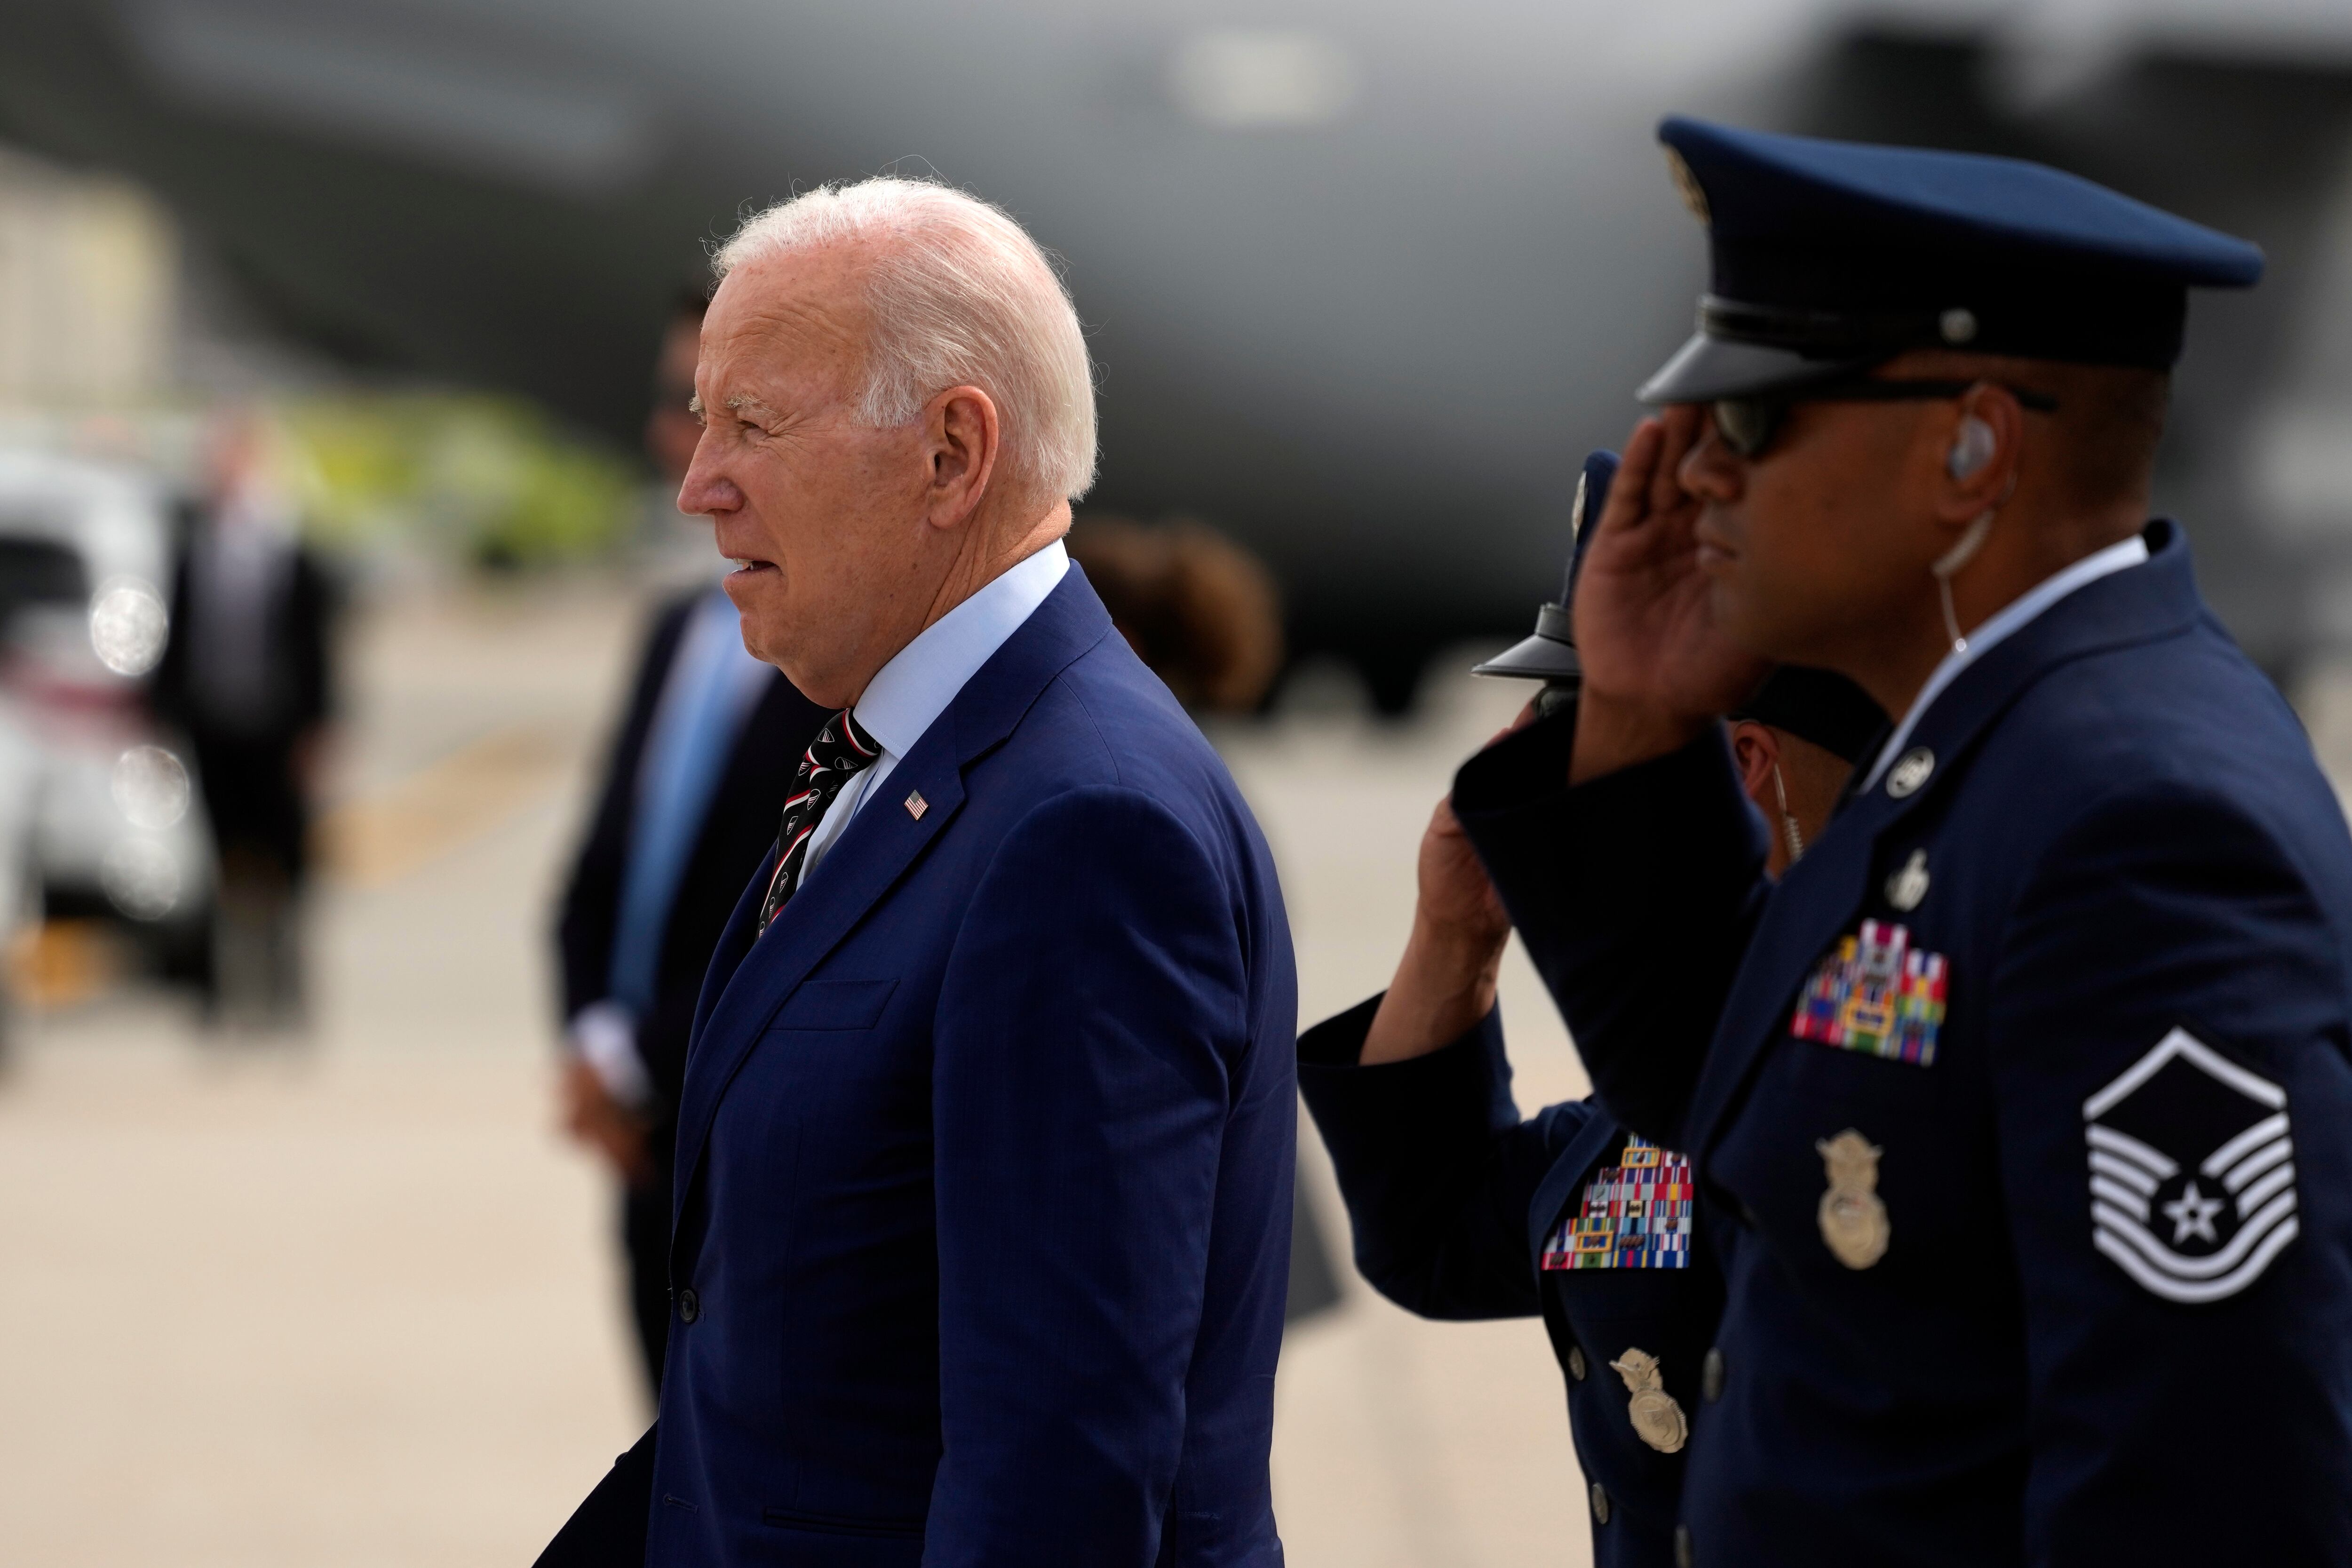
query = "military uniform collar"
xmin=1845 ymin=518 xmax=2194 ymax=822
xmin=1859 ymin=529 xmax=2153 ymax=794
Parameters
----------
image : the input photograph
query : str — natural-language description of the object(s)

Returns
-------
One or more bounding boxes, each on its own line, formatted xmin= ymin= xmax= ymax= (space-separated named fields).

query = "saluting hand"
xmin=1360 ymin=792 xmax=1514 ymax=1066
xmin=1570 ymin=405 xmax=1770 ymax=783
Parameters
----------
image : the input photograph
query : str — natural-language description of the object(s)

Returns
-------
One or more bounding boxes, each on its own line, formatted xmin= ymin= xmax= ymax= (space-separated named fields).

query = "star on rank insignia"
xmin=1542 ymin=1136 xmax=1694 ymax=1270
xmin=2083 ymin=1027 xmax=2297 ymax=1304
xmin=1791 ymin=919 xmax=1948 ymax=1066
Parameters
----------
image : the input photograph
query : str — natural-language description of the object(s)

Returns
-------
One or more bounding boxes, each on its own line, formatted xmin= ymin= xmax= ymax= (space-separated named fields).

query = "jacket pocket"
xmin=767 ymin=979 xmax=898 ymax=1032
xmin=760 ymin=1505 xmax=924 ymax=1537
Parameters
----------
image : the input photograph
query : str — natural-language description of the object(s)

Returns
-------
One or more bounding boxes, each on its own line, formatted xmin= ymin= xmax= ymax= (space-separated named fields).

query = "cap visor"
xmin=1636 ymin=332 xmax=1874 ymax=404
xmin=1471 ymin=634 xmax=1581 ymax=681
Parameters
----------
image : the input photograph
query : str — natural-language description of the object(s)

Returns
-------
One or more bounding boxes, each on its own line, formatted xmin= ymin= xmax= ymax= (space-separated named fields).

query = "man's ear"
xmin=924 ymin=385 xmax=1001 ymax=532
xmin=1728 ymin=720 xmax=1780 ymax=814
xmin=1933 ymin=382 xmax=2027 ymax=525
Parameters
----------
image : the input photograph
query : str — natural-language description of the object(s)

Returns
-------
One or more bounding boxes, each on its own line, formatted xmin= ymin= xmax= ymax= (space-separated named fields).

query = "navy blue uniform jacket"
xmin=648 ymin=568 xmax=1297 ymax=1567
xmin=1454 ymin=522 xmax=2352 ymax=1566
xmin=1297 ymin=996 xmax=1720 ymax=1568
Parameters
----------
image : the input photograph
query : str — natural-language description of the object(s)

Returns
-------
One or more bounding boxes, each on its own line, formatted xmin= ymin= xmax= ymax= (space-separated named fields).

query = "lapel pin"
xmin=1886 ymin=747 xmax=1935 ymax=797
xmin=904 ymin=789 xmax=928 ymax=820
xmin=1886 ymin=849 xmax=1930 ymax=911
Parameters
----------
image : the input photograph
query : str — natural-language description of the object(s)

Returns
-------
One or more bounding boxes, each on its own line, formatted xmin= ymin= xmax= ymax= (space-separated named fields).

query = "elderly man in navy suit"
xmin=537 ymin=177 xmax=1296 ymax=1568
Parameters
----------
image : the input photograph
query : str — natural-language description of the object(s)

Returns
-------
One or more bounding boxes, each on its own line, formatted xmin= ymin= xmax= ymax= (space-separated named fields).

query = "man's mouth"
xmin=1693 ymin=517 xmax=1739 ymax=573
xmin=725 ymin=557 xmax=778 ymax=575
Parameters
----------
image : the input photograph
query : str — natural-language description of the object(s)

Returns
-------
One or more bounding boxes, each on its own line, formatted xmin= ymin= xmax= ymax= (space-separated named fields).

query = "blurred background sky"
xmin=8 ymin=1 xmax=2352 ymax=1563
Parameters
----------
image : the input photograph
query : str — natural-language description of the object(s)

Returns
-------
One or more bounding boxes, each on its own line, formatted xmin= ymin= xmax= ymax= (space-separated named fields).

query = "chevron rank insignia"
xmin=2083 ymin=1027 xmax=2297 ymax=1304
xmin=1542 ymin=1136 xmax=1694 ymax=1270
xmin=1791 ymin=919 xmax=1947 ymax=1066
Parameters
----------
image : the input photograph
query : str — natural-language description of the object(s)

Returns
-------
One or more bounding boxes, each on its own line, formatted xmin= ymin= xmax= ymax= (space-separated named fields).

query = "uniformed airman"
xmin=1452 ymin=117 xmax=2352 ymax=1566
xmin=1297 ymin=455 xmax=1883 ymax=1568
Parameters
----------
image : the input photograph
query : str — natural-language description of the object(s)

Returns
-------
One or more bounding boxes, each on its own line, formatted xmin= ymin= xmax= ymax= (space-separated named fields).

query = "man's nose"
xmin=676 ymin=435 xmax=744 ymax=517
xmin=1677 ymin=417 xmax=1743 ymax=502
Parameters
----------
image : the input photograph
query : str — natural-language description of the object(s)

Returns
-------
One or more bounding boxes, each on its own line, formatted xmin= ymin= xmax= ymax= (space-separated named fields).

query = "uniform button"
xmin=1675 ymin=1523 xmax=1694 ymax=1568
xmin=1701 ymin=1346 xmax=1725 ymax=1402
xmin=1589 ymin=1481 xmax=1610 ymax=1524
xmin=1567 ymin=1345 xmax=1587 ymax=1382
xmin=677 ymin=1287 xmax=701 ymax=1324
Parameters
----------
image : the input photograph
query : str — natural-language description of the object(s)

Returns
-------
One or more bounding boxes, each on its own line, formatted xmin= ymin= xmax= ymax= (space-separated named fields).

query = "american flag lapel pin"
xmin=904 ymin=789 xmax=928 ymax=820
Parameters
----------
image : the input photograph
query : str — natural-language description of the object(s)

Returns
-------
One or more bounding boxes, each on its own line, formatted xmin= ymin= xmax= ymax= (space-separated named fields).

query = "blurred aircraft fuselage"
xmin=5 ymin=0 xmax=2352 ymax=702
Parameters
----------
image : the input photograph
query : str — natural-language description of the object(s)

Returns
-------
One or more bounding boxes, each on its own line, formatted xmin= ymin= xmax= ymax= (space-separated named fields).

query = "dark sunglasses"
xmin=1709 ymin=379 xmax=2059 ymax=460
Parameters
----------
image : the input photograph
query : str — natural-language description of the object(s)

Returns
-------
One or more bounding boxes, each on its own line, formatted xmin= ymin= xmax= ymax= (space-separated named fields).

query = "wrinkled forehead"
xmin=699 ymin=246 xmax=873 ymax=407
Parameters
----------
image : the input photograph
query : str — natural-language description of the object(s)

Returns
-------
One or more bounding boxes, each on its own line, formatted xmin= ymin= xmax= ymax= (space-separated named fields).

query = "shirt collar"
xmin=1860 ymin=531 xmax=2151 ymax=794
xmin=851 ymin=539 xmax=1069 ymax=760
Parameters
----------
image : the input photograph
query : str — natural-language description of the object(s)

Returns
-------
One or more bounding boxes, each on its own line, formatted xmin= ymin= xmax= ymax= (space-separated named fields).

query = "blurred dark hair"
xmin=1067 ymin=516 xmax=1283 ymax=714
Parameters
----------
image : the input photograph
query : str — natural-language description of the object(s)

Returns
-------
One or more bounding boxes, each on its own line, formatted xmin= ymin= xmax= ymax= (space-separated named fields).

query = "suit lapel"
xmin=668 ymin=567 xmax=1115 ymax=1203
xmin=1681 ymin=520 xmax=2204 ymax=1160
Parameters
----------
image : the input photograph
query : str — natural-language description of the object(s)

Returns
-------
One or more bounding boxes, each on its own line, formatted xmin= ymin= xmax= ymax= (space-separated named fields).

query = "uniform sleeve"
xmin=1298 ymin=996 xmax=1590 ymax=1319
xmin=927 ymin=787 xmax=1252 ymax=1568
xmin=1452 ymin=706 xmax=1770 ymax=1146
xmin=1991 ymin=785 xmax=2352 ymax=1564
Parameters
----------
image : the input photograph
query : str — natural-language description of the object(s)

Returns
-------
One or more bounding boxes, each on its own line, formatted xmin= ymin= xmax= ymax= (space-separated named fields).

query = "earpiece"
xmin=1947 ymin=415 xmax=1996 ymax=480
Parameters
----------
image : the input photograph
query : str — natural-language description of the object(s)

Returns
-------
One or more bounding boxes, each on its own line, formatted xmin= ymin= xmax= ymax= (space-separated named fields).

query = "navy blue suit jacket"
xmin=1297 ymin=997 xmax=1720 ymax=1568
xmin=1454 ymin=521 xmax=2352 ymax=1566
xmin=643 ymin=566 xmax=1296 ymax=1567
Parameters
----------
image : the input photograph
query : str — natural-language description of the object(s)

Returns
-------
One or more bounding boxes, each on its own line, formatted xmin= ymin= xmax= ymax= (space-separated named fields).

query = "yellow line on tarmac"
xmin=316 ymin=726 xmax=573 ymax=890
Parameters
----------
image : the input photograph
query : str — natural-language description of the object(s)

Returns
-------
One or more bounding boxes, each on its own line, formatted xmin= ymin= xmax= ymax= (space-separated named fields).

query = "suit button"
xmin=1702 ymin=1346 xmax=1724 ymax=1402
xmin=1589 ymin=1482 xmax=1610 ymax=1524
xmin=1675 ymin=1524 xmax=1694 ymax=1567
xmin=1567 ymin=1345 xmax=1587 ymax=1382
xmin=677 ymin=1288 xmax=700 ymax=1324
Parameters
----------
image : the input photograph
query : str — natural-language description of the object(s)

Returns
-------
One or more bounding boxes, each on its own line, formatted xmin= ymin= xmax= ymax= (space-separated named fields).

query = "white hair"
xmin=714 ymin=177 xmax=1097 ymax=503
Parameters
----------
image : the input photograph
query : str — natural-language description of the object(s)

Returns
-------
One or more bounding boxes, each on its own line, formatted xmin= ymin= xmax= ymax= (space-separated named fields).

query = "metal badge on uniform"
xmin=1885 ymin=746 xmax=1934 ymax=798
xmin=1884 ymin=849 xmax=1929 ymax=912
xmin=1791 ymin=919 xmax=1948 ymax=1066
xmin=2083 ymin=1027 xmax=2297 ymax=1304
xmin=1542 ymin=1136 xmax=1694 ymax=1270
xmin=1816 ymin=1129 xmax=1890 ymax=1269
xmin=1609 ymin=1347 xmax=1689 ymax=1453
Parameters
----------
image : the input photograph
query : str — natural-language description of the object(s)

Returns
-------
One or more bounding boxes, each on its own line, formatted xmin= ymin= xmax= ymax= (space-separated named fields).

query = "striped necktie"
xmin=757 ymin=708 xmax=880 ymax=934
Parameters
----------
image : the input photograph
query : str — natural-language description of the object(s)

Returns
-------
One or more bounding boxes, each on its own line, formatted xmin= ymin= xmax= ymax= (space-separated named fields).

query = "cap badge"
xmin=1939 ymin=307 xmax=1979 ymax=345
xmin=1662 ymin=146 xmax=1711 ymax=225
xmin=1885 ymin=849 xmax=1930 ymax=912
xmin=1791 ymin=919 xmax=1947 ymax=1066
xmin=904 ymin=790 xmax=928 ymax=820
xmin=1609 ymin=1347 xmax=1690 ymax=1453
xmin=1886 ymin=747 xmax=1934 ymax=797
xmin=1816 ymin=1128 xmax=1890 ymax=1269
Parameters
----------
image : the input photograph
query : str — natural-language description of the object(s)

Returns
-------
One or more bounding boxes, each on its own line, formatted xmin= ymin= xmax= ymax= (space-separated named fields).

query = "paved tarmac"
xmin=0 ymin=571 xmax=1598 ymax=1567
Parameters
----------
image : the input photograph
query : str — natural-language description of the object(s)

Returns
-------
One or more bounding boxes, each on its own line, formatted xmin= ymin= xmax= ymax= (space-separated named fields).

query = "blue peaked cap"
xmin=1639 ymin=117 xmax=2266 ymax=402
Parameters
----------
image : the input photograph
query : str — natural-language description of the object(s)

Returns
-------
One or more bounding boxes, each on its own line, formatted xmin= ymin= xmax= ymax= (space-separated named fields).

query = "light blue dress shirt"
xmin=607 ymin=585 xmax=774 ymax=1016
xmin=800 ymin=540 xmax=1070 ymax=879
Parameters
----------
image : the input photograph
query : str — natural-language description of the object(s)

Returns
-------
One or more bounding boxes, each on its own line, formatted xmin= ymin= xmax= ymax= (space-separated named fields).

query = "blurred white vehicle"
xmin=0 ymin=451 xmax=212 ymax=965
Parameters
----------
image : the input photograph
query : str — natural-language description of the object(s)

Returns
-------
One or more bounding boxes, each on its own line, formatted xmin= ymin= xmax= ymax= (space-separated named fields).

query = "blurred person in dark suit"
xmin=555 ymin=288 xmax=832 ymax=1396
xmin=152 ymin=409 xmax=335 ymax=1030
